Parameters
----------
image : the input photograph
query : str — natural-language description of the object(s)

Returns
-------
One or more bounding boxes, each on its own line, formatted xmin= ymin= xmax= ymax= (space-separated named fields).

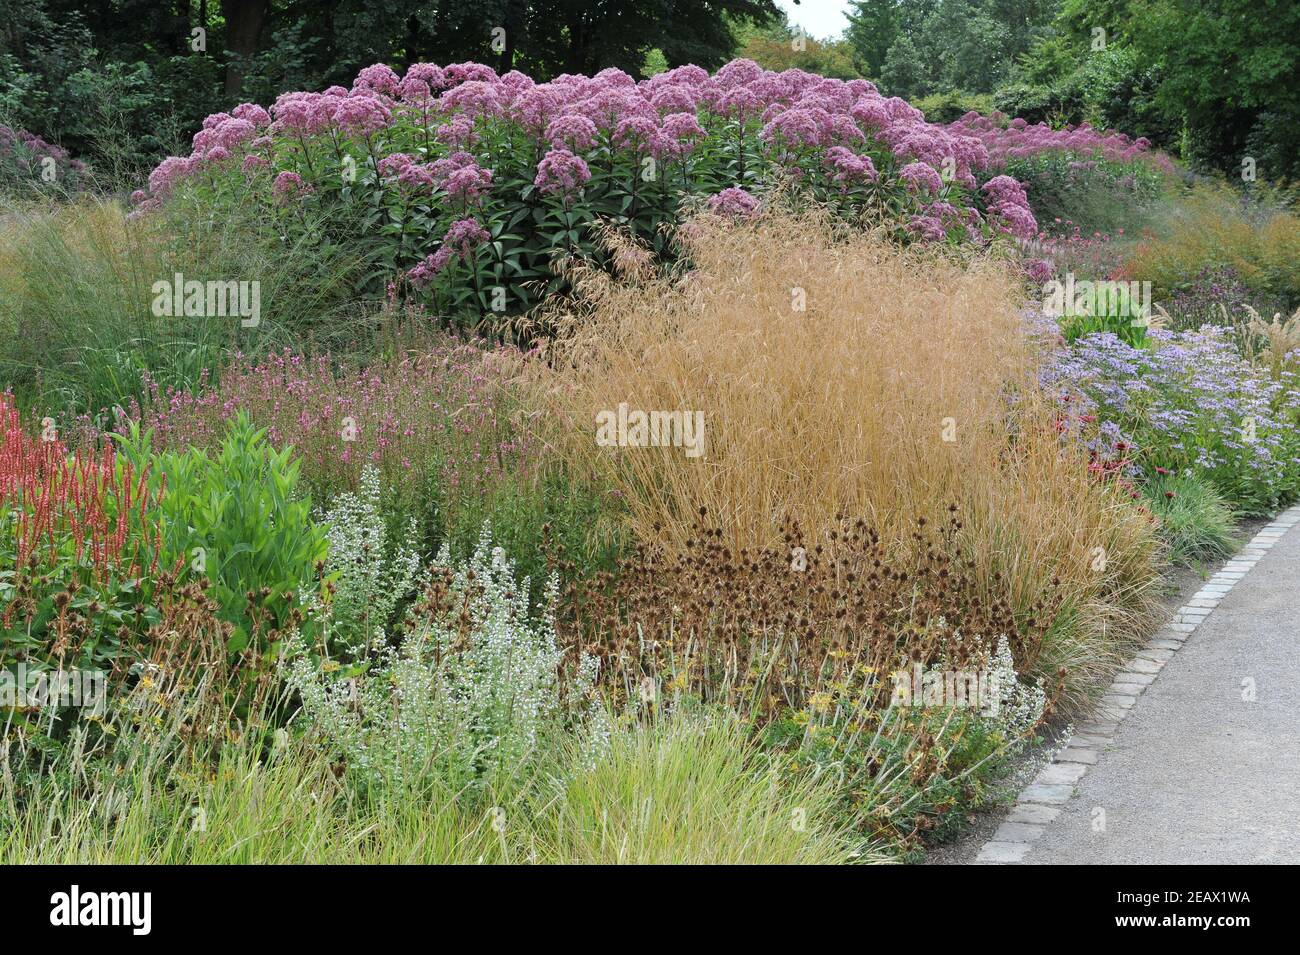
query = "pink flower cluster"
xmin=534 ymin=147 xmax=591 ymax=198
xmin=707 ymin=187 xmax=761 ymax=218
xmin=127 ymin=345 xmax=537 ymax=500
xmin=135 ymin=58 xmax=1054 ymax=247
xmin=948 ymin=112 xmax=1175 ymax=174
xmin=0 ymin=124 xmax=90 ymax=192
xmin=899 ymin=161 xmax=944 ymax=195
xmin=137 ymin=102 xmax=275 ymax=212
xmin=409 ymin=218 xmax=491 ymax=287
xmin=825 ymin=146 xmax=878 ymax=184
xmin=273 ymin=170 xmax=310 ymax=198
xmin=981 ymin=175 xmax=1038 ymax=240
xmin=907 ymin=200 xmax=982 ymax=243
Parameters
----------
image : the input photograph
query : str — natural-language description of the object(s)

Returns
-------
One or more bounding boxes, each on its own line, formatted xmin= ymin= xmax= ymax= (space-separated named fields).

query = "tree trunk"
xmin=404 ymin=13 xmax=423 ymax=68
xmin=499 ymin=0 xmax=525 ymax=74
xmin=221 ymin=0 xmax=269 ymax=97
xmin=564 ymin=10 xmax=589 ymax=74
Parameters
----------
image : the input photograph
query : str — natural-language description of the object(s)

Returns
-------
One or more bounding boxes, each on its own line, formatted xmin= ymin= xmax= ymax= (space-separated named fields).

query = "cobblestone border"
xmin=974 ymin=504 xmax=1300 ymax=865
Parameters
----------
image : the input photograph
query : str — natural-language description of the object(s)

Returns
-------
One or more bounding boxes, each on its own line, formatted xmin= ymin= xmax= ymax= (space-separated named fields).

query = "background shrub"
xmin=913 ymin=89 xmax=995 ymax=124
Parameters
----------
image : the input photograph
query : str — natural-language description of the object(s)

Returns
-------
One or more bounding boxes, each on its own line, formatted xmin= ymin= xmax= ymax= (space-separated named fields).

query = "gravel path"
xmin=974 ymin=507 xmax=1300 ymax=865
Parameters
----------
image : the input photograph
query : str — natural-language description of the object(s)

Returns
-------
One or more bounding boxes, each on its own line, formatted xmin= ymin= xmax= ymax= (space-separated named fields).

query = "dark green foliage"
xmin=1003 ymin=0 xmax=1300 ymax=179
xmin=864 ymin=0 xmax=1058 ymax=100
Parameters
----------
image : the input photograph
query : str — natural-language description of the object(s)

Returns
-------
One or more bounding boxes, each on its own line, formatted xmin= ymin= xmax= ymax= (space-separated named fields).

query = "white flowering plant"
xmin=314 ymin=465 xmax=425 ymax=654
xmin=980 ymin=635 xmax=1048 ymax=741
xmin=282 ymin=524 xmax=607 ymax=797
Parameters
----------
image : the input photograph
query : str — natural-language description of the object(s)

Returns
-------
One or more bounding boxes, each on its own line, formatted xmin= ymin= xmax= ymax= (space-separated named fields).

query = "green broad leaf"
xmin=226 ymin=627 xmax=250 ymax=654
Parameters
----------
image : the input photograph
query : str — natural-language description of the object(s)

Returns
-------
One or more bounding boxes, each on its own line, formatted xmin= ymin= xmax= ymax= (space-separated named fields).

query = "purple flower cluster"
xmin=133 ymin=59 xmax=1094 ymax=302
xmin=899 ymin=161 xmax=943 ymax=195
xmin=906 ymin=200 xmax=981 ymax=243
xmin=272 ymin=170 xmax=310 ymax=198
xmin=706 ymin=187 xmax=761 ymax=218
xmin=949 ymin=112 xmax=1175 ymax=175
xmin=140 ymin=100 xmax=275 ymax=205
xmin=981 ymin=175 xmax=1038 ymax=240
xmin=409 ymin=218 xmax=491 ymax=287
xmin=444 ymin=162 xmax=493 ymax=204
xmin=824 ymin=146 xmax=878 ymax=185
xmin=1023 ymin=258 xmax=1054 ymax=284
xmin=1040 ymin=325 xmax=1300 ymax=508
xmin=0 ymin=124 xmax=89 ymax=191
xmin=545 ymin=114 xmax=599 ymax=151
xmin=534 ymin=148 xmax=591 ymax=199
xmin=136 ymin=58 xmax=1017 ymax=234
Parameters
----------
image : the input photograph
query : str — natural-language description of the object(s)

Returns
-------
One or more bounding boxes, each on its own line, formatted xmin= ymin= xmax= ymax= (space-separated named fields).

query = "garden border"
xmin=973 ymin=504 xmax=1300 ymax=864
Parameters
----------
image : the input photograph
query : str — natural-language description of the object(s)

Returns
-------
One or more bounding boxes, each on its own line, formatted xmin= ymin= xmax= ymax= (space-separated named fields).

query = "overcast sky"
xmin=775 ymin=0 xmax=853 ymax=40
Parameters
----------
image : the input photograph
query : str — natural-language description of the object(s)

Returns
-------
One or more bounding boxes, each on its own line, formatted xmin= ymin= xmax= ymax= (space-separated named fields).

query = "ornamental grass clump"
xmin=0 ymin=193 xmax=364 ymax=417
xmin=2 ymin=675 xmax=856 ymax=864
xmin=1160 ymin=267 xmax=1292 ymax=337
xmin=1127 ymin=183 xmax=1300 ymax=311
xmin=537 ymin=208 xmax=1161 ymax=709
xmin=132 ymin=59 xmax=1040 ymax=328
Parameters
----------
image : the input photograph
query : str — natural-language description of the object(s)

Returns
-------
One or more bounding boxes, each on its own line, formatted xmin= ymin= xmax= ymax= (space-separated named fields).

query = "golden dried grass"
xmin=531 ymin=209 xmax=1162 ymax=707
xmin=1126 ymin=182 xmax=1300 ymax=304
